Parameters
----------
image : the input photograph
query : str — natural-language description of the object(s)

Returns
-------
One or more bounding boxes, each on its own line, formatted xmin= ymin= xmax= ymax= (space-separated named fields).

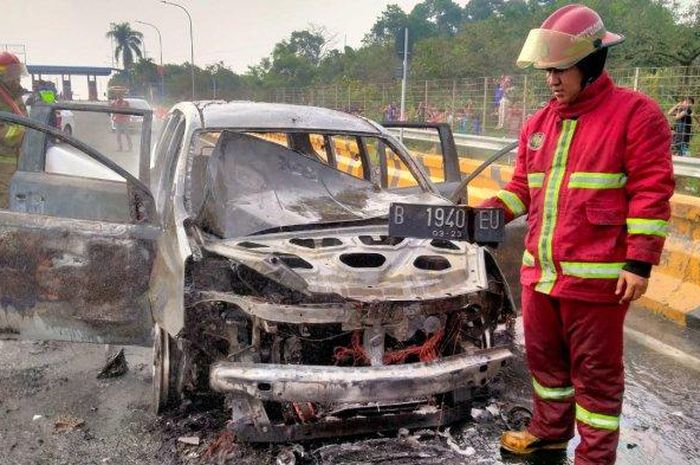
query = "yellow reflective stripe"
xmin=568 ymin=172 xmax=627 ymax=189
xmin=496 ymin=190 xmax=526 ymax=217
xmin=627 ymin=218 xmax=668 ymax=237
xmin=536 ymin=119 xmax=577 ymax=295
xmin=528 ymin=172 xmax=545 ymax=188
xmin=532 ymin=378 xmax=574 ymax=400
xmin=5 ymin=124 xmax=22 ymax=139
xmin=576 ymin=404 xmax=619 ymax=431
xmin=523 ymin=250 xmax=535 ymax=267
xmin=560 ymin=261 xmax=625 ymax=279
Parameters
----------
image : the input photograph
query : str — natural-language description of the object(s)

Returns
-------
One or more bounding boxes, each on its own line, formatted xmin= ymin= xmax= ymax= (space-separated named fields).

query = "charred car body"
xmin=0 ymin=101 xmax=519 ymax=442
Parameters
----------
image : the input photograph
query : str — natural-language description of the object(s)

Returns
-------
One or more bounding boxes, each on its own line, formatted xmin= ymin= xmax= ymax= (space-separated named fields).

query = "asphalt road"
xmin=65 ymin=107 xmax=159 ymax=180
xmin=1 ymin=306 xmax=698 ymax=465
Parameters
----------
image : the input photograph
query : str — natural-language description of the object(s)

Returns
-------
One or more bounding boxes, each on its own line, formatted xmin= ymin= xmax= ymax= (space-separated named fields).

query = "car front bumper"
xmin=209 ymin=347 xmax=512 ymax=404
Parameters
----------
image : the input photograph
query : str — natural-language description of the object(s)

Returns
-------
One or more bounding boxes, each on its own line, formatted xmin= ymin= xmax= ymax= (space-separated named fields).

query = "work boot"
xmin=500 ymin=430 xmax=568 ymax=454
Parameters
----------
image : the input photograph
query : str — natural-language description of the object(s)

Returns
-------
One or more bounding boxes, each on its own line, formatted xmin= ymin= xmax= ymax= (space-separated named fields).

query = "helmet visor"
xmin=0 ymin=62 xmax=28 ymax=82
xmin=517 ymin=29 xmax=598 ymax=70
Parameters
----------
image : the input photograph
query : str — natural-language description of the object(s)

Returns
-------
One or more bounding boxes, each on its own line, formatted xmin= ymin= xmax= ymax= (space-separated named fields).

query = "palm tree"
xmin=106 ymin=22 xmax=144 ymax=70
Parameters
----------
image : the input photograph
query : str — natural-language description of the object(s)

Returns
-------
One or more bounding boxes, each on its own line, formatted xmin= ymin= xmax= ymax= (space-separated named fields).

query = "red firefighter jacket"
xmin=483 ymin=72 xmax=674 ymax=302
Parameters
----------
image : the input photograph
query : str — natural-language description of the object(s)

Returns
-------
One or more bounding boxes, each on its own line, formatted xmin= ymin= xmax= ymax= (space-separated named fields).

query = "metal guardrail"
xmin=390 ymin=128 xmax=700 ymax=180
xmin=391 ymin=127 xmax=517 ymax=154
xmin=673 ymin=156 xmax=700 ymax=178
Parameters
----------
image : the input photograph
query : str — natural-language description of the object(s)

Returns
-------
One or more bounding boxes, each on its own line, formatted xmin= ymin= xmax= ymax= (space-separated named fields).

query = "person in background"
xmin=0 ymin=52 xmax=28 ymax=209
xmin=496 ymin=76 xmax=513 ymax=129
xmin=668 ymin=97 xmax=694 ymax=156
xmin=481 ymin=4 xmax=674 ymax=464
xmin=110 ymin=89 xmax=132 ymax=152
xmin=383 ymin=102 xmax=397 ymax=122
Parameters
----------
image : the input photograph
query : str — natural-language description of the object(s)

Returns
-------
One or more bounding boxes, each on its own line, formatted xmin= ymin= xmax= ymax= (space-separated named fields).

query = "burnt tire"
xmin=152 ymin=323 xmax=185 ymax=414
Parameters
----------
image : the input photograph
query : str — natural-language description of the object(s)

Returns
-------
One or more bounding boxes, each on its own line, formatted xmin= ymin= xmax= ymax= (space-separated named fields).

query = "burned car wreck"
xmin=161 ymin=104 xmax=517 ymax=441
xmin=0 ymin=102 xmax=518 ymax=442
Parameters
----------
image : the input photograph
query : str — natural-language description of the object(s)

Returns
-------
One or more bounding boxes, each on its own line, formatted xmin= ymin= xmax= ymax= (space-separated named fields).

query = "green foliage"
xmin=106 ymin=22 xmax=144 ymax=70
xmin=108 ymin=0 xmax=700 ymax=105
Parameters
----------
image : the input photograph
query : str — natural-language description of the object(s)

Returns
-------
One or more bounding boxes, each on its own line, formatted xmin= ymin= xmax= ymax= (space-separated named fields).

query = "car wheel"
xmin=152 ymin=323 xmax=186 ymax=413
xmin=63 ymin=125 xmax=72 ymax=136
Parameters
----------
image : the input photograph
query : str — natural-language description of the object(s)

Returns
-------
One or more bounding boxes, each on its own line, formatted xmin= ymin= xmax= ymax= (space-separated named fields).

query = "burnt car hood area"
xmin=173 ymin=130 xmax=515 ymax=441
xmin=195 ymin=131 xmax=441 ymax=238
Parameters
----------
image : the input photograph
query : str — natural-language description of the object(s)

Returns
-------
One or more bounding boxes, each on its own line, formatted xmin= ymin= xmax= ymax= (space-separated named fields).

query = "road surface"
xmin=1 ymin=306 xmax=698 ymax=465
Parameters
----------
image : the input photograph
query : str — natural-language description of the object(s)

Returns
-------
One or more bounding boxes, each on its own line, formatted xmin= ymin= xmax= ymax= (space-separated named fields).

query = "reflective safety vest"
xmin=483 ymin=72 xmax=674 ymax=302
xmin=0 ymin=83 xmax=27 ymax=164
xmin=38 ymin=89 xmax=56 ymax=104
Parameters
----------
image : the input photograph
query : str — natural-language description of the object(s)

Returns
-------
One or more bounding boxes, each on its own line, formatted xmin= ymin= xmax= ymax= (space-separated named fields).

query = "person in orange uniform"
xmin=110 ymin=88 xmax=132 ymax=152
xmin=481 ymin=5 xmax=674 ymax=464
xmin=0 ymin=52 xmax=28 ymax=209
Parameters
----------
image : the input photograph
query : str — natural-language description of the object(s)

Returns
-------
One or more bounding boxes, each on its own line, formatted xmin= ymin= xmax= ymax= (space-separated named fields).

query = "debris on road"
xmin=276 ymin=447 xmax=296 ymax=465
xmin=202 ymin=429 xmax=236 ymax=461
xmin=97 ymin=349 xmax=128 ymax=379
xmin=54 ymin=415 xmax=85 ymax=432
xmin=178 ymin=435 xmax=201 ymax=446
xmin=499 ymin=405 xmax=532 ymax=430
xmin=437 ymin=427 xmax=476 ymax=457
xmin=32 ymin=414 xmax=43 ymax=421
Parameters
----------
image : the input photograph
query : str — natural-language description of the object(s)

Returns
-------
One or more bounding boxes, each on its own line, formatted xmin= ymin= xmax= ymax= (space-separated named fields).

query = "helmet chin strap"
xmin=576 ymin=47 xmax=609 ymax=88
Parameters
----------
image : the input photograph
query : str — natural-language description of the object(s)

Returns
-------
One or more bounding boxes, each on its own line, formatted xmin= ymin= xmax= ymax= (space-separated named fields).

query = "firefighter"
xmin=481 ymin=5 xmax=674 ymax=464
xmin=0 ymin=52 xmax=28 ymax=209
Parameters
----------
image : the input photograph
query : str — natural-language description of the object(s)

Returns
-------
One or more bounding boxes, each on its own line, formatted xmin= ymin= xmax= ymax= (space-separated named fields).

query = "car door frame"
xmin=381 ymin=122 xmax=461 ymax=194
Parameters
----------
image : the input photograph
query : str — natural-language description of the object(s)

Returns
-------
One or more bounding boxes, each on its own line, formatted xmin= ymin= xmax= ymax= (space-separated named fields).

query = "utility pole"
xmin=161 ymin=0 xmax=195 ymax=99
xmin=136 ymin=20 xmax=165 ymax=98
xmin=400 ymin=27 xmax=408 ymax=122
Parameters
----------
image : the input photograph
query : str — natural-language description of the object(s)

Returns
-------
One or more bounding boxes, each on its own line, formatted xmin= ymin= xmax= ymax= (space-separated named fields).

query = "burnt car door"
xmin=0 ymin=104 xmax=159 ymax=345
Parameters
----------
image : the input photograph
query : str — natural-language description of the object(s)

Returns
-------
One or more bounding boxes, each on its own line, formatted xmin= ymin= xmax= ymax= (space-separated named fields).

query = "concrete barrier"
xmin=640 ymin=194 xmax=700 ymax=328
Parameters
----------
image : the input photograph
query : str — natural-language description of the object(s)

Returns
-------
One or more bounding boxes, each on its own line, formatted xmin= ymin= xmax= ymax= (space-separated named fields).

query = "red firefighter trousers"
xmin=522 ymin=286 xmax=629 ymax=465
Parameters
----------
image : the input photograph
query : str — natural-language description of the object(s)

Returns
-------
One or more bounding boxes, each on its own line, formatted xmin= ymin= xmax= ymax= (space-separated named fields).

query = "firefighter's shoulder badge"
xmin=528 ymin=132 xmax=545 ymax=150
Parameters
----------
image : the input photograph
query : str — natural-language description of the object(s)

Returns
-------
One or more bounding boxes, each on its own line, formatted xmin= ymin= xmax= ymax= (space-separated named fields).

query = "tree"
xmin=289 ymin=30 xmax=325 ymax=65
xmin=421 ymin=0 xmax=463 ymax=35
xmin=106 ymin=22 xmax=144 ymax=70
xmin=463 ymin=0 xmax=506 ymax=22
xmin=365 ymin=4 xmax=410 ymax=44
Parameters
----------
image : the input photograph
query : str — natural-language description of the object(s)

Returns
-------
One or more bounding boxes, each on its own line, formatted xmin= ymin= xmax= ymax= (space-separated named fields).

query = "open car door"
xmin=0 ymin=104 xmax=159 ymax=345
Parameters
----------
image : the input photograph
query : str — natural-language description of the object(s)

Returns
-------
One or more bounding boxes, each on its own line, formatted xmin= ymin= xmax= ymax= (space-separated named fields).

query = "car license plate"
xmin=388 ymin=203 xmax=504 ymax=243
xmin=470 ymin=206 xmax=505 ymax=243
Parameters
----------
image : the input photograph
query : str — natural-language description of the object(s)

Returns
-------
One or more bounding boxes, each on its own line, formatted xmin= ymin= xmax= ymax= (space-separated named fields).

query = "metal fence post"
xmin=347 ymin=84 xmax=351 ymax=110
xmin=451 ymin=80 xmax=457 ymax=127
xmin=482 ymin=77 xmax=488 ymax=133
xmin=424 ymin=80 xmax=429 ymax=110
xmin=335 ymin=85 xmax=339 ymax=109
xmin=633 ymin=67 xmax=640 ymax=91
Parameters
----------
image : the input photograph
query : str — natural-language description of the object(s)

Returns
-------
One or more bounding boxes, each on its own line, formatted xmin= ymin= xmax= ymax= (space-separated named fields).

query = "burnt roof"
xmin=198 ymin=101 xmax=381 ymax=134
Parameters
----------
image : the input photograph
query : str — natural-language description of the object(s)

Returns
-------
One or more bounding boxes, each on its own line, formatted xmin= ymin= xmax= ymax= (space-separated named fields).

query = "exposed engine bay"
xmin=175 ymin=224 xmax=515 ymax=441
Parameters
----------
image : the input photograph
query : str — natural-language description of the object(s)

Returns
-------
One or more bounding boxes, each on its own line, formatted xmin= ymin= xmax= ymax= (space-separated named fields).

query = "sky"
xmin=4 ymin=0 xmax=431 ymax=71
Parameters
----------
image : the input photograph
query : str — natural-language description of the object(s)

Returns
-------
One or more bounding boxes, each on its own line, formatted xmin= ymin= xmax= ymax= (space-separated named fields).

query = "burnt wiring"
xmin=333 ymin=329 xmax=446 ymax=366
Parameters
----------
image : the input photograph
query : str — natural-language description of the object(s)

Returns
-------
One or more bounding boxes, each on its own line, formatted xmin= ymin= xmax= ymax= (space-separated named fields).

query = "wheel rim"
xmin=152 ymin=323 xmax=171 ymax=413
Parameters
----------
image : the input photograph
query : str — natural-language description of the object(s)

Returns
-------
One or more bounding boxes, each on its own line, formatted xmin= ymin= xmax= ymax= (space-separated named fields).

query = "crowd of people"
xmin=376 ymin=85 xmax=697 ymax=156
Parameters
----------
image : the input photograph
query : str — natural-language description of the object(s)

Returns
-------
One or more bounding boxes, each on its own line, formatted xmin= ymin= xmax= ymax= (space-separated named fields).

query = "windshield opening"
xmin=187 ymin=129 xmax=437 ymax=239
